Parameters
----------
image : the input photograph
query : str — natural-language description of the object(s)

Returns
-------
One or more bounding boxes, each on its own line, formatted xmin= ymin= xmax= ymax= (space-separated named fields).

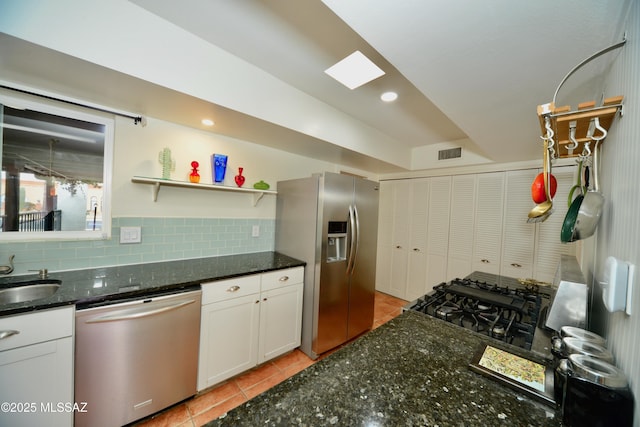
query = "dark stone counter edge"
xmin=0 ymin=251 xmax=305 ymax=317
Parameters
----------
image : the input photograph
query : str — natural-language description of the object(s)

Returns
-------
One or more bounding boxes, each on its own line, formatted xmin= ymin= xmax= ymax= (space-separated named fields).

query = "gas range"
xmin=404 ymin=271 xmax=553 ymax=358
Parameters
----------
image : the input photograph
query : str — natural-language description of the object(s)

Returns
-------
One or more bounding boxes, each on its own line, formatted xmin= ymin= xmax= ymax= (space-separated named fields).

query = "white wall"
xmin=112 ymin=116 xmax=344 ymax=219
xmin=582 ymin=1 xmax=640 ymax=424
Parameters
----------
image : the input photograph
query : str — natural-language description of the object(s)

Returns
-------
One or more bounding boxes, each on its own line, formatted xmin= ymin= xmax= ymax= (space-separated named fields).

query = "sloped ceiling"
xmin=0 ymin=0 xmax=631 ymax=174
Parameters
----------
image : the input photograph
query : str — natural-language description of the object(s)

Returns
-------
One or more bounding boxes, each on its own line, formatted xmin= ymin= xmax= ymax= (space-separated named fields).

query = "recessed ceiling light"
xmin=324 ymin=50 xmax=385 ymax=90
xmin=381 ymin=92 xmax=398 ymax=102
xmin=201 ymin=119 xmax=214 ymax=126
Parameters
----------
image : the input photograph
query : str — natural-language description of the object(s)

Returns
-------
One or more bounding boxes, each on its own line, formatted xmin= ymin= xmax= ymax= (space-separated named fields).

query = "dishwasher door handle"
xmin=84 ymin=299 xmax=196 ymax=323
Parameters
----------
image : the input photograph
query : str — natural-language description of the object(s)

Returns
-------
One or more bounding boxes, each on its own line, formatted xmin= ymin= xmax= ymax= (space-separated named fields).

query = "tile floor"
xmin=133 ymin=291 xmax=407 ymax=427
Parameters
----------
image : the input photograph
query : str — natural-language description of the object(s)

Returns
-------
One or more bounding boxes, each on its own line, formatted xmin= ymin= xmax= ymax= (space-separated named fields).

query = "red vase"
xmin=189 ymin=161 xmax=200 ymax=183
xmin=235 ymin=167 xmax=245 ymax=187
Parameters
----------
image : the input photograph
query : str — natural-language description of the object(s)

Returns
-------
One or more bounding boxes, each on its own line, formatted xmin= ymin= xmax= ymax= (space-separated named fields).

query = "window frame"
xmin=0 ymin=92 xmax=114 ymax=242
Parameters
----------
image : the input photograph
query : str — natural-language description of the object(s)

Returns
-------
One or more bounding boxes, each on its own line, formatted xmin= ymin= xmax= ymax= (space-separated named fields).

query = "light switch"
xmin=252 ymin=225 xmax=260 ymax=237
xmin=120 ymin=226 xmax=142 ymax=244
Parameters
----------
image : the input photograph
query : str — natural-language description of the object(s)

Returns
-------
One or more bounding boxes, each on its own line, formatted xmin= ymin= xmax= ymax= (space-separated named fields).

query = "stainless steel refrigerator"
xmin=275 ymin=172 xmax=379 ymax=359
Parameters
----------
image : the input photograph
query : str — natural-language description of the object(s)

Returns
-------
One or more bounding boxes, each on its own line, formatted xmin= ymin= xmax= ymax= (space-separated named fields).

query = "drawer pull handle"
xmin=0 ymin=330 xmax=20 ymax=340
xmin=279 ymin=276 xmax=289 ymax=282
xmin=227 ymin=285 xmax=241 ymax=292
xmin=511 ymin=263 xmax=522 ymax=268
xmin=413 ymin=248 xmax=420 ymax=252
xmin=481 ymin=259 xmax=490 ymax=264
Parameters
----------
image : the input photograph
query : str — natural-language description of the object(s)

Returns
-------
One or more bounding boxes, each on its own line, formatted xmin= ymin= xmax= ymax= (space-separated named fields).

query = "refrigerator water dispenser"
xmin=327 ymin=221 xmax=347 ymax=262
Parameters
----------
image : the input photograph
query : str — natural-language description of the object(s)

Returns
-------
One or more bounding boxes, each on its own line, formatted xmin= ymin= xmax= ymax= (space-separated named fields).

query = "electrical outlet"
xmin=252 ymin=225 xmax=260 ymax=237
xmin=120 ymin=226 xmax=142 ymax=244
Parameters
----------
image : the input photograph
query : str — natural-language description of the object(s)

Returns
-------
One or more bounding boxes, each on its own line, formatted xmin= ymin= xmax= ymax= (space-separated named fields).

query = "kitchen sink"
xmin=0 ymin=281 xmax=61 ymax=304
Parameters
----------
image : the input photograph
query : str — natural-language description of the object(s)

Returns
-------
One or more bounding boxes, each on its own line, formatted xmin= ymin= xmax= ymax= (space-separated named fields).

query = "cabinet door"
xmin=375 ymin=180 xmax=394 ymax=295
xmin=0 ymin=307 xmax=73 ymax=427
xmin=258 ymin=282 xmax=304 ymax=363
xmin=198 ymin=293 xmax=260 ymax=390
xmin=533 ymin=165 xmax=577 ymax=282
xmin=426 ymin=176 xmax=452 ymax=291
xmin=405 ymin=178 xmax=430 ymax=300
xmin=447 ymin=174 xmax=477 ymax=279
xmin=501 ymin=169 xmax=538 ymax=278
xmin=389 ymin=180 xmax=411 ymax=298
xmin=472 ymin=172 xmax=506 ymax=274
xmin=0 ymin=337 xmax=74 ymax=427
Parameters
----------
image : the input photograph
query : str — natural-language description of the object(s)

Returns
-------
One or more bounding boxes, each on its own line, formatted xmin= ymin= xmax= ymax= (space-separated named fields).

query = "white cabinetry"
xmin=501 ymin=169 xmax=539 ymax=278
xmin=472 ymin=172 xmax=506 ymax=275
xmin=376 ymin=178 xmax=435 ymax=301
xmin=534 ymin=166 xmax=576 ymax=283
xmin=425 ymin=177 xmax=451 ymax=292
xmin=501 ymin=166 xmax=575 ymax=280
xmin=258 ymin=269 xmax=304 ymax=363
xmin=388 ymin=180 xmax=410 ymax=298
xmin=0 ymin=307 xmax=74 ymax=427
xmin=197 ymin=267 xmax=303 ymax=391
xmin=375 ymin=180 xmax=395 ymax=296
xmin=376 ymin=165 xmax=577 ymax=298
xmin=447 ymin=174 xmax=477 ymax=279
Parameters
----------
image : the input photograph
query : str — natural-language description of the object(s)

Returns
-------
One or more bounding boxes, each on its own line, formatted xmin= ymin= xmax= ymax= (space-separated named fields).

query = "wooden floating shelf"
xmin=537 ymin=95 xmax=623 ymax=158
xmin=131 ymin=176 xmax=277 ymax=206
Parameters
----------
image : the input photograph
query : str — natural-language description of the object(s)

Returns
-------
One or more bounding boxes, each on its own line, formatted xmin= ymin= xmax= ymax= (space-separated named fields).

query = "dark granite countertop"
xmin=0 ymin=252 xmax=304 ymax=317
xmin=207 ymin=311 xmax=562 ymax=427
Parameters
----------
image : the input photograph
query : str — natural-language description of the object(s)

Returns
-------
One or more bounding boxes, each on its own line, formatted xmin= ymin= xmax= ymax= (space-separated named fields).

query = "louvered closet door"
xmin=533 ymin=165 xmax=577 ymax=282
xmin=501 ymin=169 xmax=538 ymax=278
xmin=472 ymin=172 xmax=506 ymax=275
xmin=388 ymin=180 xmax=411 ymax=298
xmin=426 ymin=176 xmax=452 ymax=291
xmin=447 ymin=175 xmax=477 ymax=280
xmin=375 ymin=181 xmax=394 ymax=294
xmin=406 ymin=178 xmax=430 ymax=301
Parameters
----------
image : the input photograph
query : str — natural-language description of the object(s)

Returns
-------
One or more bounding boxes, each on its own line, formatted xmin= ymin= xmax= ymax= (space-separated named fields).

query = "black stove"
xmin=405 ymin=272 xmax=552 ymax=354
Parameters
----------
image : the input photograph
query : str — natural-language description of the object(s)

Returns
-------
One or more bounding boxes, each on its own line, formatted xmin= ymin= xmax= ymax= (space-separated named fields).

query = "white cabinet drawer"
xmin=202 ymin=275 xmax=260 ymax=305
xmin=261 ymin=267 xmax=304 ymax=292
xmin=0 ymin=306 xmax=74 ymax=352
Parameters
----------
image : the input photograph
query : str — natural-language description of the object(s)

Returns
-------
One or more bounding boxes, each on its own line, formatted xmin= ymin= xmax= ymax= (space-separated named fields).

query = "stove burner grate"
xmin=408 ymin=276 xmax=543 ymax=350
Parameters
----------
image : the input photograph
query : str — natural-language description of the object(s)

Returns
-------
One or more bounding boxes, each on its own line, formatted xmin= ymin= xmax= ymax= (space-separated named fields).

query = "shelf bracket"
xmin=252 ymin=192 xmax=265 ymax=207
xmin=152 ymin=182 xmax=160 ymax=202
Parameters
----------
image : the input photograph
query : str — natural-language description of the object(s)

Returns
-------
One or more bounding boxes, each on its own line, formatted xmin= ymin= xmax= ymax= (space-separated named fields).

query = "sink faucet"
xmin=0 ymin=255 xmax=15 ymax=275
xmin=29 ymin=268 xmax=49 ymax=279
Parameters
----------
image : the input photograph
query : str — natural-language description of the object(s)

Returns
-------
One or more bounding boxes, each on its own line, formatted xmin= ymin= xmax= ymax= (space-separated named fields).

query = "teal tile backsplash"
xmin=1 ymin=217 xmax=275 ymax=275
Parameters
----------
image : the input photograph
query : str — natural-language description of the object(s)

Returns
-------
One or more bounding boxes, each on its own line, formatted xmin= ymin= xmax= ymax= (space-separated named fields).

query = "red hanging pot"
xmin=531 ymin=172 xmax=557 ymax=203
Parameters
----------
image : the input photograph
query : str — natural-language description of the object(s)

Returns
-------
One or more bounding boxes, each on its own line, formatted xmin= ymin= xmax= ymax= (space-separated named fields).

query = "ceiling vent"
xmin=438 ymin=147 xmax=462 ymax=160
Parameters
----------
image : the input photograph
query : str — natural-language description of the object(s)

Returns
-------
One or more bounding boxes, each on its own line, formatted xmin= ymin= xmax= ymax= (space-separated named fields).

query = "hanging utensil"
xmin=567 ymin=158 xmax=587 ymax=208
xmin=561 ymin=163 xmax=588 ymax=243
xmin=571 ymin=118 xmax=607 ymax=240
xmin=528 ymin=137 xmax=554 ymax=222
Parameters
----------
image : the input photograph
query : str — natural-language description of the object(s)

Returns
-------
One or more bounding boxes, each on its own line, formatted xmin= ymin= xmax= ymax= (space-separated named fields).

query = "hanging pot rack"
xmin=536 ymin=38 xmax=626 ymax=159
xmin=537 ymin=95 xmax=623 ymax=158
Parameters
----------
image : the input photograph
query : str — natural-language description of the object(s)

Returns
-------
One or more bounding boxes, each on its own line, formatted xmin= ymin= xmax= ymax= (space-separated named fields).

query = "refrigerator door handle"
xmin=346 ymin=205 xmax=357 ymax=275
xmin=352 ymin=204 xmax=360 ymax=274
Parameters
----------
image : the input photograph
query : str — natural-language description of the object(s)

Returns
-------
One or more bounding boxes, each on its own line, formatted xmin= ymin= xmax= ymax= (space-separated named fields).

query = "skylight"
xmin=324 ymin=51 xmax=385 ymax=90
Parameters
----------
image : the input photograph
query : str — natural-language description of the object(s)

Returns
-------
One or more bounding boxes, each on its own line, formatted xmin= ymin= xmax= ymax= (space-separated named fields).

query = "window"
xmin=0 ymin=94 xmax=113 ymax=241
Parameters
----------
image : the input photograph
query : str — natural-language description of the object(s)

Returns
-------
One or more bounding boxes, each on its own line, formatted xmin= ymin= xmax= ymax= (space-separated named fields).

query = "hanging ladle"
xmin=528 ymin=119 xmax=555 ymax=222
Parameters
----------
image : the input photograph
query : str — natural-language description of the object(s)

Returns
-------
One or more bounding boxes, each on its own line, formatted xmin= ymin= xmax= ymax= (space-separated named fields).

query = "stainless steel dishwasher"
xmin=74 ymin=287 xmax=201 ymax=427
